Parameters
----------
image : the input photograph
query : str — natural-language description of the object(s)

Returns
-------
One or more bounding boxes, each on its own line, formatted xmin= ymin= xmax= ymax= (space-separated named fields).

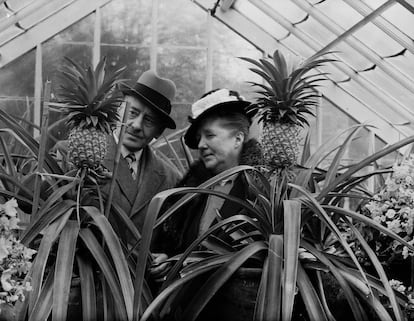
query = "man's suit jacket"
xmin=102 ymin=137 xmax=182 ymax=240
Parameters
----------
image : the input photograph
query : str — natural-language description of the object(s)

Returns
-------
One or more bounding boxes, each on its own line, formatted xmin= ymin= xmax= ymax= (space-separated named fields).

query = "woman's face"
xmin=196 ymin=117 xmax=244 ymax=175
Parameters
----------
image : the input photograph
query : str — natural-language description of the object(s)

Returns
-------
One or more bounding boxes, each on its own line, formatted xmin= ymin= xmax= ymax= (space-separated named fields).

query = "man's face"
xmin=121 ymin=95 xmax=164 ymax=152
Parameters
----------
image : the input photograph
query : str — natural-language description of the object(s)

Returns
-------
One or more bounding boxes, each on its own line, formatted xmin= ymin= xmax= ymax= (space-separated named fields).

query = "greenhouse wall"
xmin=0 ymin=0 xmax=391 ymax=168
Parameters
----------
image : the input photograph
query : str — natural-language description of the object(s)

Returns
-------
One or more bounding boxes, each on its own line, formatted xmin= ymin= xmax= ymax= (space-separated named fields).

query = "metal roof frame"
xmin=0 ymin=0 xmax=111 ymax=68
xmin=0 ymin=0 xmax=413 ymax=149
xmin=193 ymin=0 xmax=414 ymax=146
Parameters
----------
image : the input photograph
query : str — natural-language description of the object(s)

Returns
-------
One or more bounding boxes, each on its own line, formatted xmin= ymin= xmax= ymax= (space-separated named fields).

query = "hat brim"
xmin=184 ymin=100 xmax=251 ymax=149
xmin=122 ymin=85 xmax=176 ymax=129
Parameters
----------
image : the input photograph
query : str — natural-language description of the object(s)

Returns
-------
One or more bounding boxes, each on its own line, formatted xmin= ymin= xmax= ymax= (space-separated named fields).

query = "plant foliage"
xmin=135 ymin=125 xmax=414 ymax=321
xmin=0 ymin=106 xmax=151 ymax=321
xmin=240 ymin=50 xmax=336 ymax=126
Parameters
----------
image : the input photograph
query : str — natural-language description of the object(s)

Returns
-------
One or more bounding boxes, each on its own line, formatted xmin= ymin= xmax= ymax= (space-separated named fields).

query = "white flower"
xmin=403 ymin=246 xmax=410 ymax=259
xmin=385 ymin=177 xmax=399 ymax=192
xmin=0 ymin=236 xmax=11 ymax=262
xmin=373 ymin=216 xmax=383 ymax=224
xmin=1 ymin=199 xmax=18 ymax=218
xmin=24 ymin=282 xmax=32 ymax=292
xmin=402 ymin=239 xmax=414 ymax=259
xmin=7 ymin=217 xmax=19 ymax=231
xmin=23 ymin=247 xmax=36 ymax=260
xmin=408 ymin=293 xmax=414 ymax=305
xmin=389 ymin=279 xmax=406 ymax=293
xmin=387 ymin=220 xmax=402 ymax=234
xmin=405 ymin=175 xmax=414 ymax=186
xmin=0 ymin=199 xmax=34 ymax=306
xmin=1 ymin=270 xmax=13 ymax=292
xmin=386 ymin=209 xmax=397 ymax=219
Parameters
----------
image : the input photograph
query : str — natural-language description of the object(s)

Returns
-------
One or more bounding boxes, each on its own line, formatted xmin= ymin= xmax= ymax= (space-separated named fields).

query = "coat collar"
xmin=180 ymin=138 xmax=263 ymax=187
xmin=103 ymin=137 xmax=166 ymax=207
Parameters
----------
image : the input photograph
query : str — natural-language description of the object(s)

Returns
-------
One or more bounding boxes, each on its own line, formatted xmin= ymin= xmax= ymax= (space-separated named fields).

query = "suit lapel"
xmin=103 ymin=138 xmax=166 ymax=218
xmin=130 ymin=147 xmax=164 ymax=216
xmin=103 ymin=137 xmax=137 ymax=205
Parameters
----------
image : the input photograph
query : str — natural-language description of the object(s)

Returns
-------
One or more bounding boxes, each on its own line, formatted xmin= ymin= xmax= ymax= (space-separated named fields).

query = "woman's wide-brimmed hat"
xmin=184 ymin=88 xmax=251 ymax=149
xmin=122 ymin=70 xmax=176 ymax=129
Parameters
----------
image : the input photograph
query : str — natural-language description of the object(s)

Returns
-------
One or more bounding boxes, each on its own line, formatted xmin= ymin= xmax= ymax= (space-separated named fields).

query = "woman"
xmin=156 ymin=88 xmax=263 ymax=257
xmin=150 ymin=88 xmax=263 ymax=321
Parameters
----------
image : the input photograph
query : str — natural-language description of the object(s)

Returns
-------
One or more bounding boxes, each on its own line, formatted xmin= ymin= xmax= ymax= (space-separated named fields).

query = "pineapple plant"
xmin=241 ymin=49 xmax=335 ymax=168
xmin=56 ymin=57 xmax=126 ymax=170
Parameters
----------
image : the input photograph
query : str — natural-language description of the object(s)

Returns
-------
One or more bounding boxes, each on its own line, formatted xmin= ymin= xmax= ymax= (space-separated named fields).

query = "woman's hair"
xmin=195 ymin=88 xmax=251 ymax=145
xmin=204 ymin=110 xmax=250 ymax=141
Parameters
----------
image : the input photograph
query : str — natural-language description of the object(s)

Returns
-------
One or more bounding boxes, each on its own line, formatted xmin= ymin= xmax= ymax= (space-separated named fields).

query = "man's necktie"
xmin=125 ymin=153 xmax=136 ymax=179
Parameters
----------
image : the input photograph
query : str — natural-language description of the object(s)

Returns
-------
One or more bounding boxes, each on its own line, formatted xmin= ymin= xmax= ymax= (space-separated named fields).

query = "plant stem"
xmin=32 ymin=80 xmax=51 ymax=219
xmin=104 ymin=101 xmax=131 ymax=217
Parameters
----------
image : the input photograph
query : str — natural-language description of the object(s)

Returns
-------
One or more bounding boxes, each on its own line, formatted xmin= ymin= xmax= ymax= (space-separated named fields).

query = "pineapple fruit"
xmin=57 ymin=57 xmax=125 ymax=170
xmin=241 ymin=50 xmax=335 ymax=168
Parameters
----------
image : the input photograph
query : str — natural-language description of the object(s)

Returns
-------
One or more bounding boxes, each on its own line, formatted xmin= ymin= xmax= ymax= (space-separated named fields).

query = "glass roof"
xmin=0 ymin=0 xmax=413 ymax=147
xmin=0 ymin=0 xmax=108 ymax=68
xmin=194 ymin=0 xmax=414 ymax=145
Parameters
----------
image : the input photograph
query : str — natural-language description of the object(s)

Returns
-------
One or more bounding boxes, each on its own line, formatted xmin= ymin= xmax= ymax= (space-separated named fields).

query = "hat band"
xmin=133 ymin=83 xmax=171 ymax=114
xmin=191 ymin=89 xmax=240 ymax=119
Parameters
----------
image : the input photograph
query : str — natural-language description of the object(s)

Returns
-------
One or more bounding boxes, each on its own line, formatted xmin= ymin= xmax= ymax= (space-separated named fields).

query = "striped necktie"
xmin=125 ymin=153 xmax=136 ymax=179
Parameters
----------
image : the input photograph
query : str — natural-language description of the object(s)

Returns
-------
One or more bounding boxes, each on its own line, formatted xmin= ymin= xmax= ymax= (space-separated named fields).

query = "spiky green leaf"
xmin=240 ymin=50 xmax=336 ymax=126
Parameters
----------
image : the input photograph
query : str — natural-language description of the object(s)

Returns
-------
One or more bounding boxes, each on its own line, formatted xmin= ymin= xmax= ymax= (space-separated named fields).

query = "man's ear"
xmin=234 ymin=131 xmax=245 ymax=149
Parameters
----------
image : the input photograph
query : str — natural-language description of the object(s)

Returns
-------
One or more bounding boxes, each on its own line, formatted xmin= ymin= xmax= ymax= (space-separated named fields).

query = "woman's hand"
xmin=149 ymin=253 xmax=171 ymax=282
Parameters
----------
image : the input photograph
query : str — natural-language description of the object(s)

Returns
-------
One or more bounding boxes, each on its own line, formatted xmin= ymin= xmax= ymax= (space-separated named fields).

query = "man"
xmin=102 ymin=70 xmax=182 ymax=236
xmin=52 ymin=70 xmax=181 ymax=235
xmin=50 ymin=69 xmax=180 ymax=289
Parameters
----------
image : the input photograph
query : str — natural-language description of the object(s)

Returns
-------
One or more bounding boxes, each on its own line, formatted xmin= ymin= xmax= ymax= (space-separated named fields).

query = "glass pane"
xmin=42 ymin=40 xmax=92 ymax=99
xmin=101 ymin=45 xmax=150 ymax=82
xmin=56 ymin=13 xmax=94 ymax=42
xmin=212 ymin=19 xmax=263 ymax=101
xmin=340 ymin=80 xmax=408 ymax=125
xmin=6 ymin=0 xmax=33 ymax=8
xmin=360 ymin=68 xmax=414 ymax=114
xmin=0 ymin=25 xmax=21 ymax=45
xmin=42 ymin=37 xmax=92 ymax=130
xmin=165 ymin=103 xmax=191 ymax=134
xmin=375 ymin=137 xmax=400 ymax=168
xmin=263 ymin=0 xmax=305 ymax=22
xmin=353 ymin=23 xmax=403 ymax=57
xmin=311 ymin=0 xmax=363 ymax=30
xmin=212 ymin=19 xmax=259 ymax=56
xmin=334 ymin=43 xmax=374 ymax=72
xmin=317 ymin=100 xmax=355 ymax=167
xmin=213 ymin=52 xmax=262 ymax=102
xmin=364 ymin=0 xmax=388 ymax=9
xmin=0 ymin=99 xmax=34 ymax=153
xmin=0 ymin=99 xmax=32 ymax=124
xmin=383 ymin=2 xmax=414 ymax=39
xmin=0 ymin=5 xmax=9 ymax=20
xmin=0 ymin=49 xmax=35 ymax=97
xmin=157 ymin=47 xmax=206 ymax=103
xmin=348 ymin=127 xmax=370 ymax=163
xmin=298 ymin=15 xmax=337 ymax=45
xmin=278 ymin=35 xmax=315 ymax=60
xmin=236 ymin=0 xmax=289 ymax=39
xmin=158 ymin=0 xmax=207 ymax=46
xmin=101 ymin=0 xmax=152 ymax=45
xmin=386 ymin=52 xmax=414 ymax=83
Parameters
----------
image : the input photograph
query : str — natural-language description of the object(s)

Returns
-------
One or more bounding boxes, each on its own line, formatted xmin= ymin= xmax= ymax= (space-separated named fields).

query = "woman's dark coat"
xmin=156 ymin=139 xmax=263 ymax=256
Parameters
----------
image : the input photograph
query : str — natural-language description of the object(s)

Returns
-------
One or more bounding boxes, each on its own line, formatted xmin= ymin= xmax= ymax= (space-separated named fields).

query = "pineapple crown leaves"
xmin=240 ymin=50 xmax=337 ymax=126
xmin=56 ymin=56 xmax=127 ymax=134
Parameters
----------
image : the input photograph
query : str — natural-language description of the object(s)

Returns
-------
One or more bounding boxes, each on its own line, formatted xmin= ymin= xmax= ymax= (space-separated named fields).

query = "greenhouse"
xmin=0 ymin=0 xmax=414 ymax=320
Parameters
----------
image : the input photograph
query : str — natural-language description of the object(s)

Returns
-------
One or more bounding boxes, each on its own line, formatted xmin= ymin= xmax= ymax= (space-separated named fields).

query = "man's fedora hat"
xmin=184 ymin=88 xmax=251 ymax=149
xmin=122 ymin=70 xmax=176 ymax=129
